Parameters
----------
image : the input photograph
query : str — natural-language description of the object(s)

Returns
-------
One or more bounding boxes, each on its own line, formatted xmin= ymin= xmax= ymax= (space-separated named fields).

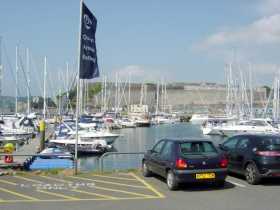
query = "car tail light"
xmin=255 ymin=151 xmax=280 ymax=157
xmin=219 ymin=157 xmax=228 ymax=168
xmin=176 ymin=159 xmax=188 ymax=169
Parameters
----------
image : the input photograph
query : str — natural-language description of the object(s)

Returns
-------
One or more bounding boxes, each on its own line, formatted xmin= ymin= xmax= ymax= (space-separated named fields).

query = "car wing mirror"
xmin=147 ymin=149 xmax=154 ymax=154
xmin=219 ymin=144 xmax=227 ymax=151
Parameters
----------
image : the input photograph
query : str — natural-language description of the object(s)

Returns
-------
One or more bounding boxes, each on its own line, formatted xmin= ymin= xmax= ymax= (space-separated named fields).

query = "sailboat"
xmin=50 ymin=120 xmax=120 ymax=153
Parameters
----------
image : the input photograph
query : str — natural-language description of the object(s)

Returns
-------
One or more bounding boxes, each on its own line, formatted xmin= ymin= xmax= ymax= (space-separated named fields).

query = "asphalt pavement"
xmin=0 ymin=172 xmax=280 ymax=210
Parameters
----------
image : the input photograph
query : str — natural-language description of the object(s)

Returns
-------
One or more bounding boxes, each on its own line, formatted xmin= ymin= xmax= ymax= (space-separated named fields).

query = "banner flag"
xmin=79 ymin=2 xmax=99 ymax=79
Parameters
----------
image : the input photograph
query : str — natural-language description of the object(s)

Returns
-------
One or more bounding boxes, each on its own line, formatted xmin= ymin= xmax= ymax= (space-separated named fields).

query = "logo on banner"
xmin=84 ymin=14 xmax=92 ymax=30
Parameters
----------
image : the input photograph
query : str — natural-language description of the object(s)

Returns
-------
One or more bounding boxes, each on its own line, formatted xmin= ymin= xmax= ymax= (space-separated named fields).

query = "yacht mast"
xmin=114 ymin=73 xmax=118 ymax=115
xmin=249 ymin=63 xmax=253 ymax=119
xmin=104 ymin=76 xmax=107 ymax=112
xmin=156 ymin=81 xmax=159 ymax=115
xmin=43 ymin=56 xmax=47 ymax=119
xmin=66 ymin=62 xmax=69 ymax=113
xmin=26 ymin=48 xmax=30 ymax=115
xmin=15 ymin=46 xmax=18 ymax=114
xmin=128 ymin=73 xmax=131 ymax=112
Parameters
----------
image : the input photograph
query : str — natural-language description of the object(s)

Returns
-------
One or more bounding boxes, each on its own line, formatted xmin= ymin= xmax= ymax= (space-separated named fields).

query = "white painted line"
xmin=227 ymin=180 xmax=246 ymax=188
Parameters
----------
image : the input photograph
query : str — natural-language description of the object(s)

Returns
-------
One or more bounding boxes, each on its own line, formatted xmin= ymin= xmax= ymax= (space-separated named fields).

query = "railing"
xmin=99 ymin=152 xmax=145 ymax=173
xmin=0 ymin=152 xmax=145 ymax=174
xmin=0 ymin=153 xmax=74 ymax=169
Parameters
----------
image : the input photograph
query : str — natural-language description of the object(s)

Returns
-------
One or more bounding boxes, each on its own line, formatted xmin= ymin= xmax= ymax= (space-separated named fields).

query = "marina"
xmin=1 ymin=1 xmax=280 ymax=210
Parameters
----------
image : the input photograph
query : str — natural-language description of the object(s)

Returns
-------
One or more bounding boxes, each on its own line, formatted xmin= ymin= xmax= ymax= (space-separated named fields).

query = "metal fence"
xmin=98 ymin=152 xmax=145 ymax=173
xmin=0 ymin=153 xmax=75 ymax=170
xmin=0 ymin=152 xmax=145 ymax=174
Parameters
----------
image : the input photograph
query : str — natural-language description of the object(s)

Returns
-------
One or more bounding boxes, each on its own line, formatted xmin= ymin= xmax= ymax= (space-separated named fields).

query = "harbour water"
xmin=78 ymin=123 xmax=226 ymax=171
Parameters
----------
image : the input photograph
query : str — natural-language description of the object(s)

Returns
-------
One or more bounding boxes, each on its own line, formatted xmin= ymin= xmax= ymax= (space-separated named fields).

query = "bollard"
xmin=4 ymin=143 xmax=14 ymax=163
xmin=39 ymin=120 xmax=46 ymax=152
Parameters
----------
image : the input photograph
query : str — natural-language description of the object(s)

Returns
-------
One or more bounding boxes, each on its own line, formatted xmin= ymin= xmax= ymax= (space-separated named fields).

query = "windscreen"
xmin=180 ymin=142 xmax=217 ymax=156
xmin=258 ymin=137 xmax=280 ymax=151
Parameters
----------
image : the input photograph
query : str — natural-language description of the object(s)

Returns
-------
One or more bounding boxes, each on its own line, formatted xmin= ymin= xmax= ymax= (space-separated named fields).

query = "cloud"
xmin=257 ymin=0 xmax=280 ymax=15
xmin=196 ymin=14 xmax=280 ymax=50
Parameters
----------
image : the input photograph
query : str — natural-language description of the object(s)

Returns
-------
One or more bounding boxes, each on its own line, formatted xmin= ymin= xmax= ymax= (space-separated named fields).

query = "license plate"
xmin=195 ymin=173 xmax=215 ymax=179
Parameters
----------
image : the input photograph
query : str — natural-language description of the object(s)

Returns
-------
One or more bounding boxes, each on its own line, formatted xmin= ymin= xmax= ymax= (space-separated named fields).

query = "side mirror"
xmin=147 ymin=149 xmax=153 ymax=154
xmin=219 ymin=144 xmax=227 ymax=151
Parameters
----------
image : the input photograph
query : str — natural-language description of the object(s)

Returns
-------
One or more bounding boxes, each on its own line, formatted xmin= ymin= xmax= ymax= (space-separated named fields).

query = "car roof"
xmin=229 ymin=133 xmax=280 ymax=138
xmin=161 ymin=138 xmax=213 ymax=143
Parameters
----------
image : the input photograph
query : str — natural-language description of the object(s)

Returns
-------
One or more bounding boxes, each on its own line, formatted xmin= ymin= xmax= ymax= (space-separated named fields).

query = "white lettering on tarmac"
xmin=19 ymin=182 xmax=96 ymax=191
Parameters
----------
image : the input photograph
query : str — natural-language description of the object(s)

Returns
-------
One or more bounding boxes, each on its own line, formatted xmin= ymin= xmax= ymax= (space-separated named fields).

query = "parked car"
xmin=142 ymin=139 xmax=228 ymax=190
xmin=219 ymin=134 xmax=280 ymax=184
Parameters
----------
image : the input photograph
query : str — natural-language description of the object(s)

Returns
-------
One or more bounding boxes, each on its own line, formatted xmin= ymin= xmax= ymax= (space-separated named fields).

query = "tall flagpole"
xmin=75 ymin=0 xmax=83 ymax=175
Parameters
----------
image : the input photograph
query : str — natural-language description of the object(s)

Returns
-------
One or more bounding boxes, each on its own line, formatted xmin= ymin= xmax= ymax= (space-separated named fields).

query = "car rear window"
xmin=258 ymin=137 xmax=280 ymax=151
xmin=180 ymin=142 xmax=217 ymax=155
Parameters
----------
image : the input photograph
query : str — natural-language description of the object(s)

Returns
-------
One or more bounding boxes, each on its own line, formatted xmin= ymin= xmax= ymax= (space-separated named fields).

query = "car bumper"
xmin=260 ymin=169 xmax=280 ymax=178
xmin=173 ymin=168 xmax=227 ymax=183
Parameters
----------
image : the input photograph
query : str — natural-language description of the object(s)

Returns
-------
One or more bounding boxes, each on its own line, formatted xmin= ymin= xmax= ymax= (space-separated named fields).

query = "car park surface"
xmin=1 ymin=172 xmax=280 ymax=210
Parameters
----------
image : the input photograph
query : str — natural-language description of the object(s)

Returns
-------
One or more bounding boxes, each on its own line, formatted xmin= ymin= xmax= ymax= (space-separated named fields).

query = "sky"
xmin=1 ymin=0 xmax=280 ymax=97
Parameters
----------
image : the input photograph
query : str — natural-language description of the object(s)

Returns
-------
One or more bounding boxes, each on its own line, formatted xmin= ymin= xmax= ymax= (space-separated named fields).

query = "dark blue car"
xmin=142 ymin=139 xmax=228 ymax=190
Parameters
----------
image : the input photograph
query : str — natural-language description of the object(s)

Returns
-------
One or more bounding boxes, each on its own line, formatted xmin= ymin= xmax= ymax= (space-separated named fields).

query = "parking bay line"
xmin=72 ymin=189 xmax=118 ymax=200
xmin=227 ymin=180 xmax=246 ymax=188
xmin=0 ymin=196 xmax=162 ymax=203
xmin=38 ymin=175 xmax=120 ymax=200
xmin=38 ymin=175 xmax=72 ymax=183
xmin=0 ymin=186 xmax=39 ymax=201
xmin=67 ymin=176 xmax=155 ymax=198
xmin=13 ymin=175 xmax=43 ymax=184
xmin=68 ymin=175 xmax=146 ymax=189
xmin=40 ymin=176 xmax=129 ymax=200
xmin=91 ymin=185 xmax=156 ymax=198
xmin=37 ymin=190 xmax=79 ymax=200
xmin=130 ymin=173 xmax=165 ymax=198
xmin=0 ymin=179 xmax=17 ymax=186
xmin=90 ymin=174 xmax=138 ymax=181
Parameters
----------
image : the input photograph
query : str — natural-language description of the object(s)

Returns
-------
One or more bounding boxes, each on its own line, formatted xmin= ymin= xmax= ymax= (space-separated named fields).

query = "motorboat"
xmin=190 ymin=114 xmax=209 ymax=125
xmin=118 ymin=118 xmax=136 ymax=128
xmin=151 ymin=113 xmax=180 ymax=125
xmin=209 ymin=118 xmax=279 ymax=136
xmin=49 ymin=137 xmax=111 ymax=153
xmin=28 ymin=147 xmax=73 ymax=170
xmin=51 ymin=122 xmax=120 ymax=153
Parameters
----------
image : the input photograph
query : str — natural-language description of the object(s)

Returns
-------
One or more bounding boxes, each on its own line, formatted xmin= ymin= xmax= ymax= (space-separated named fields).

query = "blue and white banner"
xmin=79 ymin=2 xmax=99 ymax=79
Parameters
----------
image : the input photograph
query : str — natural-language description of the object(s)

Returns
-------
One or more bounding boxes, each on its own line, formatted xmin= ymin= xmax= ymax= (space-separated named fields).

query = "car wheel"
xmin=245 ymin=163 xmax=261 ymax=185
xmin=166 ymin=170 xmax=178 ymax=190
xmin=142 ymin=161 xmax=152 ymax=177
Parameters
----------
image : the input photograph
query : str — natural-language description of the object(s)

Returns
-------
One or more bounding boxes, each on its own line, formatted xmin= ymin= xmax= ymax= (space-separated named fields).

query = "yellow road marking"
xmin=68 ymin=176 xmax=146 ymax=189
xmin=118 ymin=172 xmax=134 ymax=176
xmin=0 ymin=196 xmax=160 ymax=203
xmin=14 ymin=175 xmax=43 ymax=184
xmin=130 ymin=173 xmax=165 ymax=198
xmin=37 ymin=190 xmax=79 ymax=200
xmin=0 ymin=187 xmax=39 ymax=201
xmin=90 ymin=174 xmax=137 ymax=181
xmin=39 ymin=175 xmax=72 ymax=183
xmin=92 ymin=185 xmax=154 ymax=198
xmin=0 ymin=179 xmax=17 ymax=186
xmin=72 ymin=189 xmax=117 ymax=200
